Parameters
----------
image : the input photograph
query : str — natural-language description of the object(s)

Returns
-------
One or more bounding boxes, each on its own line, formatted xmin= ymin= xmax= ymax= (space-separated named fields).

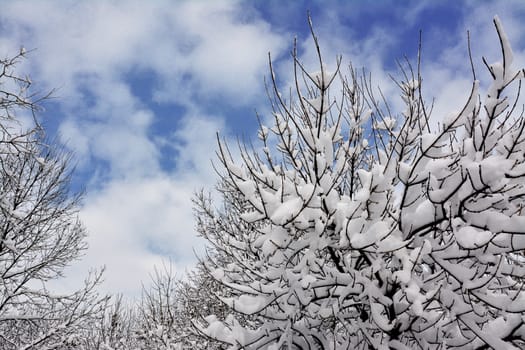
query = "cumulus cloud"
xmin=77 ymin=176 xmax=204 ymax=295
xmin=0 ymin=0 xmax=287 ymax=295
xmin=1 ymin=0 xmax=524 ymax=297
xmin=53 ymin=111 xmax=224 ymax=295
xmin=0 ymin=0 xmax=287 ymax=106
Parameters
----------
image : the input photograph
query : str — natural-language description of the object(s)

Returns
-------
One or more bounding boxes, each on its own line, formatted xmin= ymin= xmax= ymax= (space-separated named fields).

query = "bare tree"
xmin=195 ymin=16 xmax=525 ymax=349
xmin=0 ymin=50 xmax=107 ymax=349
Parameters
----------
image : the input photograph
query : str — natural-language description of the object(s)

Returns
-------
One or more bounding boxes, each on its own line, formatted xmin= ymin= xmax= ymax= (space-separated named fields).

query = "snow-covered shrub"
xmin=195 ymin=17 xmax=525 ymax=349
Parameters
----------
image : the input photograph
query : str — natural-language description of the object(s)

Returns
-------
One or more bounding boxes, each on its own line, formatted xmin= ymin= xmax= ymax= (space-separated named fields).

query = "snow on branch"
xmin=194 ymin=16 xmax=525 ymax=350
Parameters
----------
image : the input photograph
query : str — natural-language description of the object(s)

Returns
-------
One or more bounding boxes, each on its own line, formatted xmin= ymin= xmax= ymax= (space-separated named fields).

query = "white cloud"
xmin=0 ymin=0 xmax=286 ymax=107
xmin=0 ymin=0 xmax=285 ymax=296
xmin=150 ymin=1 xmax=288 ymax=105
xmin=55 ymin=112 xmax=224 ymax=296
xmin=77 ymin=176 xmax=204 ymax=296
xmin=2 ymin=0 xmax=525 ymax=298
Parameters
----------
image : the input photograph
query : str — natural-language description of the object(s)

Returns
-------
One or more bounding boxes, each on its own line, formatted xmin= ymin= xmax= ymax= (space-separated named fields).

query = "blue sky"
xmin=0 ymin=0 xmax=524 ymax=296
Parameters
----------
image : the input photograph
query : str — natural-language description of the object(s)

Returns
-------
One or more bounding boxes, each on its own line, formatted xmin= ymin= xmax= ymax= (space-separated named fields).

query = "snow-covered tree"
xmin=78 ymin=295 xmax=138 ymax=350
xmin=195 ymin=17 xmax=525 ymax=349
xmin=134 ymin=264 xmax=181 ymax=349
xmin=131 ymin=261 xmax=228 ymax=350
xmin=178 ymin=258 xmax=242 ymax=349
xmin=79 ymin=261 xmax=230 ymax=350
xmin=0 ymin=50 xmax=107 ymax=349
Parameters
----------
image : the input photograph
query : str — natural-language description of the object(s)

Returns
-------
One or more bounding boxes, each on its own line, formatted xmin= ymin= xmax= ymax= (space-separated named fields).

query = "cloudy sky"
xmin=1 ymin=0 xmax=524 ymax=297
